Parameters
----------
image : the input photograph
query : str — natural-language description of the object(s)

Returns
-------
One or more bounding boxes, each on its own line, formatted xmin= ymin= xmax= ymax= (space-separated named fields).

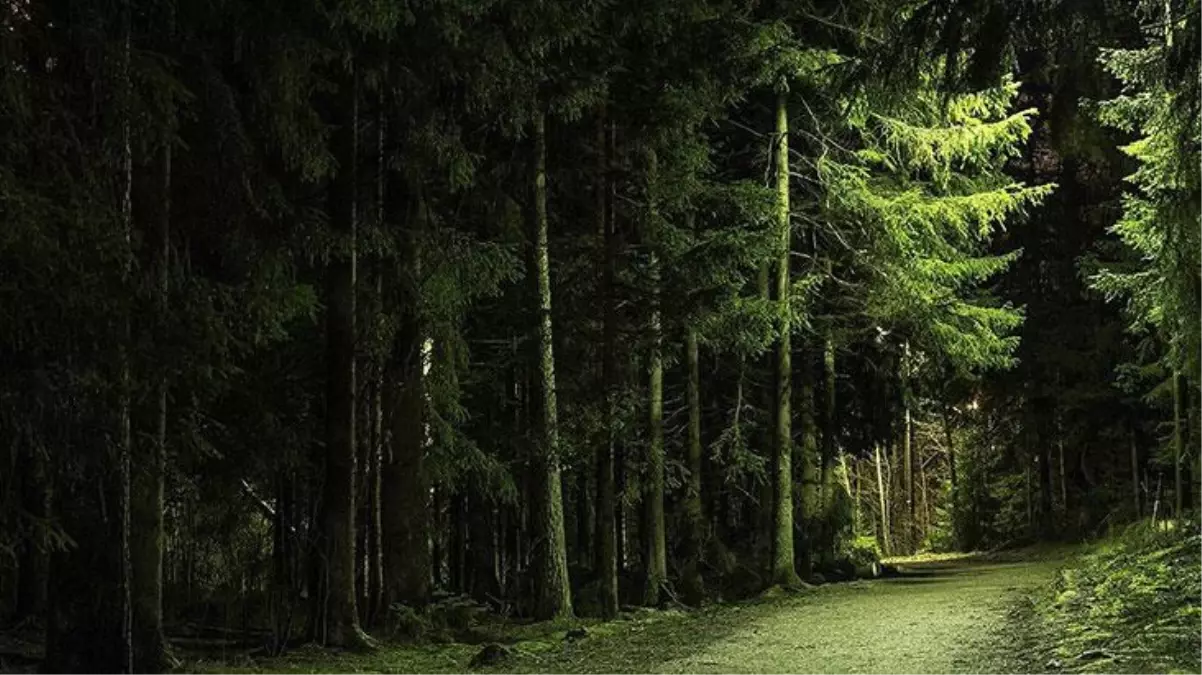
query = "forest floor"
xmin=197 ymin=549 xmax=1070 ymax=674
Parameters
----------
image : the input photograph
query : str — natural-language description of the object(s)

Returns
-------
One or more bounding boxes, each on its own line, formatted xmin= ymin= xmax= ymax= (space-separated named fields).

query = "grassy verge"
xmin=187 ymin=606 xmax=743 ymax=674
xmin=1027 ymin=520 xmax=1201 ymax=674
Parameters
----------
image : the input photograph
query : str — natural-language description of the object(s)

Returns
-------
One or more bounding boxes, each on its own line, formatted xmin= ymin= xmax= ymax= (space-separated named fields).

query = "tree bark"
xmin=530 ymin=110 xmax=572 ymax=620
xmin=314 ymin=69 xmax=368 ymax=649
xmin=797 ymin=350 xmax=819 ymax=578
xmin=643 ymin=148 xmax=667 ymax=606
xmin=820 ymin=333 xmax=838 ymax=529
xmin=681 ymin=324 xmax=705 ymax=603
xmin=594 ymin=110 xmax=619 ymax=619
xmin=131 ymin=120 xmax=172 ymax=675
xmin=468 ymin=495 xmax=500 ymax=604
xmin=382 ymin=192 xmax=430 ymax=608
xmin=46 ymin=15 xmax=131 ymax=671
xmin=770 ymin=92 xmax=801 ymax=588
xmin=901 ymin=345 xmax=913 ymax=555
xmin=874 ymin=443 xmax=890 ymax=557
xmin=944 ymin=411 xmax=957 ymax=507
xmin=1173 ymin=368 xmax=1184 ymax=517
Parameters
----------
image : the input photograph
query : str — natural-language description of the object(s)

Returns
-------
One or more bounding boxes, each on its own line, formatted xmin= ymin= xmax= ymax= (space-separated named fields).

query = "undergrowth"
xmin=1037 ymin=519 xmax=1201 ymax=674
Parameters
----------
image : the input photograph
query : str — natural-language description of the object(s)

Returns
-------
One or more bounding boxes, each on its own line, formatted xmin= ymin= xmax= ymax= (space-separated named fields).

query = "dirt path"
xmin=501 ymin=556 xmax=1063 ymax=674
xmin=195 ymin=554 xmax=1066 ymax=674
xmin=657 ymin=559 xmax=1057 ymax=673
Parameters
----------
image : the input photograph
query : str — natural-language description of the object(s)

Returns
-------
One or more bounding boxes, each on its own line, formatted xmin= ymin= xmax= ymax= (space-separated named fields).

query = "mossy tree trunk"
xmin=643 ymin=148 xmax=668 ymax=606
xmin=797 ymin=350 xmax=819 ymax=578
xmin=770 ymin=92 xmax=801 ymax=588
xmin=530 ymin=109 xmax=572 ymax=620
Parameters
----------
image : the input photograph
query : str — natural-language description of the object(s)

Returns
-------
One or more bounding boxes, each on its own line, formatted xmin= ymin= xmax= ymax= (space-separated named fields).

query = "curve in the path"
xmin=655 ymin=558 xmax=1059 ymax=674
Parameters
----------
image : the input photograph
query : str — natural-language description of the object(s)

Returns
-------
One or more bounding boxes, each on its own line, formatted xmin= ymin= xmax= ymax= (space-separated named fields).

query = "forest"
xmin=0 ymin=0 xmax=1199 ymax=673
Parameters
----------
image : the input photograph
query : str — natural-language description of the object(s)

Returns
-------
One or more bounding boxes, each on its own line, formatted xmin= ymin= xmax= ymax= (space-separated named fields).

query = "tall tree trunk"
xmin=315 ymin=69 xmax=368 ymax=649
xmin=529 ymin=110 xmax=572 ymax=620
xmin=368 ymin=103 xmax=387 ymax=626
xmin=46 ymin=14 xmax=132 ymax=671
xmin=1173 ymin=367 xmax=1184 ymax=517
xmin=901 ymin=345 xmax=913 ymax=555
xmin=944 ymin=410 xmax=957 ymax=542
xmin=131 ymin=116 xmax=172 ymax=675
xmin=681 ymin=324 xmax=705 ymax=603
xmin=770 ymin=92 xmax=801 ymax=588
xmin=797 ymin=350 xmax=819 ymax=578
xmin=594 ymin=110 xmax=619 ymax=619
xmin=118 ymin=12 xmax=135 ymax=668
xmin=756 ymin=264 xmax=774 ymax=565
xmin=468 ymin=496 xmax=500 ymax=604
xmin=382 ymin=192 xmax=430 ymax=608
xmin=271 ymin=471 xmax=296 ymax=654
xmin=819 ymin=334 xmax=838 ymax=539
xmin=1191 ymin=383 xmax=1199 ymax=515
xmin=643 ymin=148 xmax=667 ymax=606
xmin=874 ymin=443 xmax=890 ymax=557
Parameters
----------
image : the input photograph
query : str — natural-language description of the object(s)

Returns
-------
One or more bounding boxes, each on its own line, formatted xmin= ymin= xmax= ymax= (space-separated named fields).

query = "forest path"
xmin=500 ymin=554 xmax=1064 ymax=674
xmin=201 ymin=553 xmax=1067 ymax=674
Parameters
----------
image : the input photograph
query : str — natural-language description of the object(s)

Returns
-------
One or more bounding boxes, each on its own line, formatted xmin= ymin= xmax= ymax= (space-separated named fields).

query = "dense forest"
xmin=1 ymin=0 xmax=1199 ymax=672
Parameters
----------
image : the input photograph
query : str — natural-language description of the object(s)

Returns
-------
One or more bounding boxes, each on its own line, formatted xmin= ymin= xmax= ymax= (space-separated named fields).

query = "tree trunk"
xmin=755 ymin=262 xmax=775 ymax=566
xmin=1192 ymin=382 xmax=1200 ymax=516
xmin=1173 ymin=368 xmax=1184 ymax=517
xmin=643 ymin=148 xmax=667 ymax=606
xmin=944 ymin=412 xmax=957 ymax=509
xmin=118 ymin=13 xmax=135 ymax=668
xmin=315 ymin=69 xmax=368 ymax=649
xmin=797 ymin=350 xmax=819 ymax=578
xmin=874 ymin=443 xmax=890 ymax=557
xmin=820 ymin=334 xmax=838 ymax=535
xmin=131 ymin=122 xmax=172 ymax=675
xmin=901 ymin=345 xmax=913 ymax=555
xmin=46 ymin=15 xmax=132 ymax=671
xmin=681 ymin=324 xmax=705 ymax=603
xmin=468 ymin=496 xmax=500 ymax=604
xmin=770 ymin=92 xmax=800 ymax=588
xmin=529 ymin=110 xmax=572 ymax=620
xmin=271 ymin=471 xmax=296 ymax=654
xmin=381 ymin=214 xmax=429 ymax=608
xmin=594 ymin=110 xmax=619 ymax=619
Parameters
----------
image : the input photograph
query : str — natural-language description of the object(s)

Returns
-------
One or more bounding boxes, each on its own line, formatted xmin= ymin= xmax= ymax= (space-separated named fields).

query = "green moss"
xmin=1030 ymin=521 xmax=1202 ymax=674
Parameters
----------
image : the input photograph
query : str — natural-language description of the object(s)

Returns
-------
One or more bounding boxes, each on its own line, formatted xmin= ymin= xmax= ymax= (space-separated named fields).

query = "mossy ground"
xmin=1025 ymin=522 xmax=1202 ymax=675
xmin=192 ymin=553 xmax=1069 ymax=674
